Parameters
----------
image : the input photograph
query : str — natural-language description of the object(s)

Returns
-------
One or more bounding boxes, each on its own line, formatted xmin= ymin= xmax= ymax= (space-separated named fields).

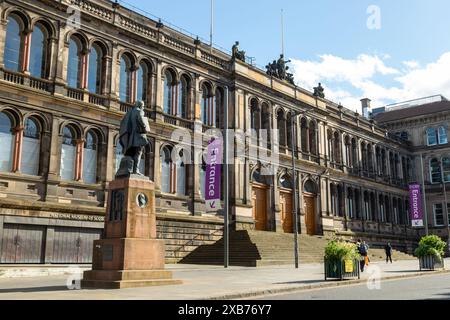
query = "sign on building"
xmin=205 ymin=138 xmax=223 ymax=212
xmin=409 ymin=184 xmax=424 ymax=227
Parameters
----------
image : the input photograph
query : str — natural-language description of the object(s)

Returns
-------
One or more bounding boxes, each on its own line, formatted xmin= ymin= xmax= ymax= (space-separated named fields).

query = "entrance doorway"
xmin=280 ymin=191 xmax=293 ymax=233
xmin=304 ymin=196 xmax=316 ymax=235
xmin=252 ymin=185 xmax=268 ymax=231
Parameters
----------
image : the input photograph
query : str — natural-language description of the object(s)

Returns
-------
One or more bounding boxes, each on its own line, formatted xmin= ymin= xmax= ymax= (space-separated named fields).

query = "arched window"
xmin=443 ymin=157 xmax=450 ymax=182
xmin=430 ymin=158 xmax=441 ymax=184
xmin=427 ymin=128 xmax=437 ymax=146
xmin=277 ymin=110 xmax=286 ymax=148
xmin=333 ymin=132 xmax=341 ymax=164
xmin=83 ymin=130 xmax=98 ymax=184
xmin=4 ymin=14 xmax=23 ymax=72
xmin=279 ymin=175 xmax=292 ymax=189
xmin=163 ymin=70 xmax=175 ymax=114
xmin=201 ymin=84 xmax=212 ymax=126
xmin=136 ymin=61 xmax=150 ymax=104
xmin=438 ymin=126 xmax=448 ymax=145
xmin=347 ymin=188 xmax=354 ymax=219
xmin=286 ymin=113 xmax=294 ymax=149
xmin=177 ymin=75 xmax=189 ymax=118
xmin=379 ymin=194 xmax=385 ymax=222
xmin=29 ymin=23 xmax=49 ymax=78
xmin=88 ymin=43 xmax=103 ymax=94
xmin=301 ymin=118 xmax=308 ymax=153
xmin=261 ymin=103 xmax=271 ymax=147
xmin=250 ymin=99 xmax=260 ymax=132
xmin=115 ymin=141 xmax=123 ymax=174
xmin=21 ymin=117 xmax=41 ymax=175
xmin=119 ymin=54 xmax=133 ymax=103
xmin=0 ymin=112 xmax=15 ymax=172
xmin=67 ymin=36 xmax=83 ymax=88
xmin=214 ymin=88 xmax=223 ymax=128
xmin=176 ymin=149 xmax=186 ymax=196
xmin=304 ymin=180 xmax=316 ymax=194
xmin=309 ymin=121 xmax=317 ymax=155
xmin=160 ymin=146 xmax=172 ymax=193
xmin=60 ymin=126 xmax=77 ymax=181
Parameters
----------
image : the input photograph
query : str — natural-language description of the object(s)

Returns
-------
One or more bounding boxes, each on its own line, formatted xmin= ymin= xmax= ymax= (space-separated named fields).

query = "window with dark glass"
xmin=61 ymin=126 xmax=77 ymax=181
xmin=0 ymin=112 xmax=14 ymax=172
xmin=29 ymin=24 xmax=48 ymax=78
xmin=67 ymin=38 xmax=82 ymax=88
xmin=21 ymin=118 xmax=41 ymax=175
xmin=4 ymin=15 xmax=23 ymax=72
xmin=83 ymin=130 xmax=98 ymax=184
xmin=88 ymin=44 xmax=103 ymax=94
xmin=119 ymin=55 xmax=133 ymax=102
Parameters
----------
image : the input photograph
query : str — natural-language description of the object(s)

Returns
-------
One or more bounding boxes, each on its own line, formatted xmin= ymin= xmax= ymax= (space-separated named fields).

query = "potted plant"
xmin=415 ymin=235 xmax=446 ymax=271
xmin=324 ymin=240 xmax=361 ymax=280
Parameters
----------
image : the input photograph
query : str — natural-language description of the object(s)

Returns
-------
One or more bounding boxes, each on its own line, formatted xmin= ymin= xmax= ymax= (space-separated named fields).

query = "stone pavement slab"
xmin=0 ymin=259 xmax=448 ymax=300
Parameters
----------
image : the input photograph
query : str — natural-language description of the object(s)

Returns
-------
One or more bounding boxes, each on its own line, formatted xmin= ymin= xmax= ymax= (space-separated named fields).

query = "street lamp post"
xmin=290 ymin=113 xmax=299 ymax=269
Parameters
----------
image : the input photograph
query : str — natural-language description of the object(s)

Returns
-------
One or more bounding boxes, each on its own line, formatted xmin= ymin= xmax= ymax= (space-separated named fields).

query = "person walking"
xmin=385 ymin=242 xmax=393 ymax=263
xmin=357 ymin=239 xmax=369 ymax=272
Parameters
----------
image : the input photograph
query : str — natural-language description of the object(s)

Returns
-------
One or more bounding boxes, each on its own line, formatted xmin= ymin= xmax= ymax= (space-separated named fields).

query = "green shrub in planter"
xmin=324 ymin=240 xmax=361 ymax=280
xmin=414 ymin=235 xmax=446 ymax=270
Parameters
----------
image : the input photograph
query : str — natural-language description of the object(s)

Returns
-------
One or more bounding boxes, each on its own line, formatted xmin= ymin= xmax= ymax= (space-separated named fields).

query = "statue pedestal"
xmin=82 ymin=176 xmax=181 ymax=289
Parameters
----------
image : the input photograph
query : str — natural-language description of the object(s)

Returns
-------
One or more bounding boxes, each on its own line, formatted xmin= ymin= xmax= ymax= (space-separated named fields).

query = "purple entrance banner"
xmin=409 ymin=184 xmax=424 ymax=227
xmin=205 ymin=139 xmax=223 ymax=212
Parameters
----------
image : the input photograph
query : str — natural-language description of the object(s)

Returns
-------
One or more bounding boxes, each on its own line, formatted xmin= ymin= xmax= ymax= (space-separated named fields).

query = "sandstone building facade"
xmin=0 ymin=0 xmax=421 ymax=264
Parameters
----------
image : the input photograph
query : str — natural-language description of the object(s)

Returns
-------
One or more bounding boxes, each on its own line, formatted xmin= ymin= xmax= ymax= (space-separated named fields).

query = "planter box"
xmin=419 ymin=255 xmax=445 ymax=271
xmin=324 ymin=258 xmax=360 ymax=281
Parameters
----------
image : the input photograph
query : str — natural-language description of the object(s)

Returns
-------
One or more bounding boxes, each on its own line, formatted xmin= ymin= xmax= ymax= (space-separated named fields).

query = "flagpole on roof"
xmin=210 ymin=0 xmax=214 ymax=53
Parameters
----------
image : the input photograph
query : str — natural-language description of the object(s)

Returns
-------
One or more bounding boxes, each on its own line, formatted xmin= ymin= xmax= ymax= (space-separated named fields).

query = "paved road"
xmin=258 ymin=273 xmax=450 ymax=300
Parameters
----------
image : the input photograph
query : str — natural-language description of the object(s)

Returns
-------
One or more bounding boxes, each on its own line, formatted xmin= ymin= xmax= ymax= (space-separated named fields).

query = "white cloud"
xmin=402 ymin=60 xmax=420 ymax=69
xmin=290 ymin=52 xmax=450 ymax=113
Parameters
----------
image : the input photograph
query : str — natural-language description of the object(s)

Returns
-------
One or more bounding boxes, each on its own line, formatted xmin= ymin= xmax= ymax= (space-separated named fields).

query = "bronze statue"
xmin=313 ymin=83 xmax=325 ymax=98
xmin=116 ymin=100 xmax=150 ymax=177
xmin=266 ymin=54 xmax=294 ymax=85
xmin=232 ymin=41 xmax=246 ymax=62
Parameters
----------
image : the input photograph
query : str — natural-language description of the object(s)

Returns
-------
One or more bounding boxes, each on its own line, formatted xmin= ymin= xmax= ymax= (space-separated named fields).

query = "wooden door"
xmin=280 ymin=191 xmax=293 ymax=233
xmin=78 ymin=229 xmax=102 ymax=263
xmin=304 ymin=196 xmax=316 ymax=235
xmin=52 ymin=227 xmax=101 ymax=263
xmin=252 ymin=186 xmax=267 ymax=231
xmin=0 ymin=224 xmax=45 ymax=264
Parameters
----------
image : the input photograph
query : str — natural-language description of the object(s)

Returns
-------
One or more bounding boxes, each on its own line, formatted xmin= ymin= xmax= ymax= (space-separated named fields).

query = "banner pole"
xmin=224 ymin=86 xmax=229 ymax=268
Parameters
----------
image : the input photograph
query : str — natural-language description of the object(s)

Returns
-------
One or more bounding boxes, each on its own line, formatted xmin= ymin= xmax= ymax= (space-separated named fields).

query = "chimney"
xmin=361 ymin=98 xmax=371 ymax=119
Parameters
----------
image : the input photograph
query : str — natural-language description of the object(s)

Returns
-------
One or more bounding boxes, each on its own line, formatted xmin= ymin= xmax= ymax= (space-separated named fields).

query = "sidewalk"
xmin=0 ymin=259 xmax=448 ymax=300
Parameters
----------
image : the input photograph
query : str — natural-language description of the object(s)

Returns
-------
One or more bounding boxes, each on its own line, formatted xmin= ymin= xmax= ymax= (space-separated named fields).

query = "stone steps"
xmin=179 ymin=230 xmax=415 ymax=266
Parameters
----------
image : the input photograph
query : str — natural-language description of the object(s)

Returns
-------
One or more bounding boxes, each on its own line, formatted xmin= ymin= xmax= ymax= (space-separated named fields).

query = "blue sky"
xmin=118 ymin=0 xmax=450 ymax=112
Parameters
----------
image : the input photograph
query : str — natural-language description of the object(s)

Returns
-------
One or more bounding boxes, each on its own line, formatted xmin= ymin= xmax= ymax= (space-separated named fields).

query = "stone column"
xmin=45 ymin=117 xmax=62 ymax=202
xmin=154 ymin=60 xmax=164 ymax=122
xmin=21 ymin=29 xmax=32 ymax=74
xmin=0 ymin=18 xmax=8 ymax=69
xmin=54 ymin=22 xmax=69 ymax=96
xmin=74 ymin=138 xmax=85 ymax=181
xmin=105 ymin=128 xmax=116 ymax=182
xmin=100 ymin=55 xmax=112 ymax=97
xmin=153 ymin=139 xmax=161 ymax=193
xmin=47 ymin=37 xmax=59 ymax=81
xmin=11 ymin=125 xmax=24 ymax=173
xmin=109 ymin=43 xmax=121 ymax=111
xmin=341 ymin=132 xmax=347 ymax=172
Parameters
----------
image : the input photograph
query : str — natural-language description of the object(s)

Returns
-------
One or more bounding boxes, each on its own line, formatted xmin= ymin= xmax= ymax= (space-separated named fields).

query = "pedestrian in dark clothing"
xmin=385 ymin=242 xmax=393 ymax=263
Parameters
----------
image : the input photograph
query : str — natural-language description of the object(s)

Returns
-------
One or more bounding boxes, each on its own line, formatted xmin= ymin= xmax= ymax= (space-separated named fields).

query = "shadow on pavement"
xmin=273 ymin=279 xmax=324 ymax=285
xmin=0 ymin=286 xmax=68 ymax=293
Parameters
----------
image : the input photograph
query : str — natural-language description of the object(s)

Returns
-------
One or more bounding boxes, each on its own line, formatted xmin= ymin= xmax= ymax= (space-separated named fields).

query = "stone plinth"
xmin=82 ymin=175 xmax=181 ymax=289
